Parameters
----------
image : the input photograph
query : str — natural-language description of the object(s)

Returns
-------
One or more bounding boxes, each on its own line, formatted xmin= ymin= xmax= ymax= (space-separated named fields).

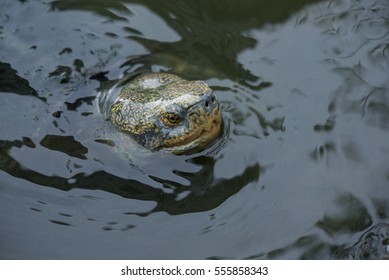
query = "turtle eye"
xmin=163 ymin=112 xmax=181 ymax=125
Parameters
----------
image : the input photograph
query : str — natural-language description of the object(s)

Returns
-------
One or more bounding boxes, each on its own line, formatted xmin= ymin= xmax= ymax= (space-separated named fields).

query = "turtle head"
xmin=108 ymin=73 xmax=222 ymax=154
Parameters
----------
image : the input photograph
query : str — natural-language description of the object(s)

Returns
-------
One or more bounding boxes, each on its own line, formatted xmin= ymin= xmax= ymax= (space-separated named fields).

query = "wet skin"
xmin=108 ymin=73 xmax=222 ymax=154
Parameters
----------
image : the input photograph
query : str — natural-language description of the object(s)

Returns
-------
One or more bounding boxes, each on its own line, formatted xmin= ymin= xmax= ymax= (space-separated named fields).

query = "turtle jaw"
xmin=163 ymin=106 xmax=222 ymax=155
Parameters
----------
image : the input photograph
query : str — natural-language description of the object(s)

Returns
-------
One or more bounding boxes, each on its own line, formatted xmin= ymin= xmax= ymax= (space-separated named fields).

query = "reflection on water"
xmin=0 ymin=62 xmax=45 ymax=102
xmin=349 ymin=223 xmax=389 ymax=260
xmin=0 ymin=135 xmax=260 ymax=215
xmin=51 ymin=0 xmax=321 ymax=85
xmin=253 ymin=222 xmax=389 ymax=260
xmin=1 ymin=0 xmax=389 ymax=259
xmin=316 ymin=193 xmax=372 ymax=236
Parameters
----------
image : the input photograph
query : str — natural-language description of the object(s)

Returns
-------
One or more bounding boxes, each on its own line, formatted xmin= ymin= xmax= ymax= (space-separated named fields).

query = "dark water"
xmin=1 ymin=0 xmax=389 ymax=259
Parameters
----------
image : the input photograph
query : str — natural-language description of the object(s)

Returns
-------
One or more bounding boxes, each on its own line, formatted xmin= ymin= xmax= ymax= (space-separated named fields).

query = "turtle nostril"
xmin=203 ymin=94 xmax=218 ymax=114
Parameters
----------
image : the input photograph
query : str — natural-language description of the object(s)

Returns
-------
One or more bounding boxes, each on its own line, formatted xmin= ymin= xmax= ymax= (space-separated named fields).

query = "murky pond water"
xmin=1 ymin=0 xmax=389 ymax=259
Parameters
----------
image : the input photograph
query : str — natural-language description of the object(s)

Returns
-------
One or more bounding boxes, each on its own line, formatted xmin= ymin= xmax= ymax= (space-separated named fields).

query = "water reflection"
xmin=0 ymin=62 xmax=44 ymax=102
xmin=0 ymin=134 xmax=261 ymax=215
xmin=254 ymin=222 xmax=389 ymax=260
xmin=51 ymin=0 xmax=133 ymax=21
xmin=149 ymin=157 xmax=261 ymax=215
xmin=244 ymin=193 xmax=389 ymax=259
xmin=50 ymin=0 xmax=321 ymax=85
xmin=349 ymin=223 xmax=389 ymax=259
xmin=40 ymin=135 xmax=88 ymax=159
xmin=329 ymin=66 xmax=389 ymax=131
xmin=316 ymin=193 xmax=372 ymax=236
xmin=321 ymin=0 xmax=389 ymax=131
xmin=1 ymin=0 xmax=389 ymax=259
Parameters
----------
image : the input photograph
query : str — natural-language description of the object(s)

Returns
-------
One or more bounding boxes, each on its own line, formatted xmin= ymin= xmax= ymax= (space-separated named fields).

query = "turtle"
xmin=97 ymin=72 xmax=222 ymax=154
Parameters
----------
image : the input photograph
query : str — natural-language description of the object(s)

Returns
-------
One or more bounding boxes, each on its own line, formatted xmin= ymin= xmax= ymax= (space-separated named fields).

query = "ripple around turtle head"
xmin=96 ymin=75 xmax=135 ymax=120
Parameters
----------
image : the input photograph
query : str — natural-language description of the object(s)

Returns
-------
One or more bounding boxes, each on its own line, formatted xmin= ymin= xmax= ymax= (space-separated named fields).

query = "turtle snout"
xmin=203 ymin=93 xmax=219 ymax=115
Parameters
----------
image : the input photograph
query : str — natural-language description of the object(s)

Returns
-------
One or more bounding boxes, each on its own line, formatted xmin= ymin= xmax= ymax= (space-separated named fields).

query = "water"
xmin=1 ymin=0 xmax=388 ymax=259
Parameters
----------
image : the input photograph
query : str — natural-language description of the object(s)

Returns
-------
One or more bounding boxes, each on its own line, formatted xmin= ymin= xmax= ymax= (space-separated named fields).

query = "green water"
xmin=0 ymin=0 xmax=388 ymax=259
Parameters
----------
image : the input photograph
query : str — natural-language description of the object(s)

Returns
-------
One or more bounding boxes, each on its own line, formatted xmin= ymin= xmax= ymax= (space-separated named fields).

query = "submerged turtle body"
xmin=99 ymin=73 xmax=222 ymax=154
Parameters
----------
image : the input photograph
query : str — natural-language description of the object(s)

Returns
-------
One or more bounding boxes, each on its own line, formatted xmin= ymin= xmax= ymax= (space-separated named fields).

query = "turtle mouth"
xmin=163 ymin=107 xmax=222 ymax=154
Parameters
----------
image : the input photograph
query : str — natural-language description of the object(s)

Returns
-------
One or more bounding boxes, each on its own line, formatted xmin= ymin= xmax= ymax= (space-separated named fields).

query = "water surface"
xmin=0 ymin=0 xmax=388 ymax=259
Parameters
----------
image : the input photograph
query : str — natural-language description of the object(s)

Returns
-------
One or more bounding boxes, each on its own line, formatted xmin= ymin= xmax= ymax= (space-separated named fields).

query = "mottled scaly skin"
xmin=108 ymin=73 xmax=222 ymax=154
